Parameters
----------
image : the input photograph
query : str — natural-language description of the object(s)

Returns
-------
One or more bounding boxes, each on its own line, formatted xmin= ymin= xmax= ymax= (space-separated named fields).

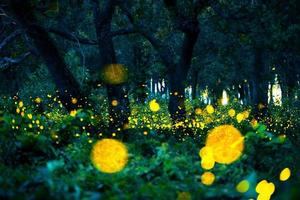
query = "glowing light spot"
xmin=255 ymin=180 xmax=275 ymax=200
xmin=236 ymin=113 xmax=244 ymax=123
xmin=111 ymin=100 xmax=118 ymax=107
xmin=70 ymin=110 xmax=77 ymax=117
xmin=177 ymin=192 xmax=191 ymax=200
xmin=228 ymin=109 xmax=236 ymax=118
xmin=18 ymin=101 xmax=23 ymax=108
xmin=236 ymin=180 xmax=250 ymax=193
xmin=35 ymin=97 xmax=42 ymax=104
xmin=195 ymin=108 xmax=202 ymax=115
xmin=27 ymin=113 xmax=33 ymax=119
xmin=205 ymin=125 xmax=244 ymax=164
xmin=251 ymin=119 xmax=258 ymax=129
xmin=90 ymin=139 xmax=128 ymax=173
xmin=149 ymin=99 xmax=160 ymax=112
xmin=143 ymin=131 xmax=148 ymax=135
xmin=201 ymin=156 xmax=215 ymax=170
xmin=201 ymin=172 xmax=215 ymax=186
xmin=206 ymin=105 xmax=214 ymax=114
xmin=102 ymin=64 xmax=128 ymax=85
xmin=221 ymin=90 xmax=229 ymax=105
xmin=279 ymin=168 xmax=291 ymax=181
xmin=71 ymin=98 xmax=78 ymax=104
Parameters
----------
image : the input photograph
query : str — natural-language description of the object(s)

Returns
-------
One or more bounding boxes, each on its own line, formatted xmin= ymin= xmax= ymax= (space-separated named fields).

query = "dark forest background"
xmin=0 ymin=0 xmax=300 ymax=199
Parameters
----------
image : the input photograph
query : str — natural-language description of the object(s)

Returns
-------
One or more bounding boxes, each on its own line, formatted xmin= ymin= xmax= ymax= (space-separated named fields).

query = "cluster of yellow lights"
xmin=90 ymin=139 xmax=128 ymax=173
xmin=102 ymin=64 xmax=128 ymax=85
xmin=199 ymin=125 xmax=244 ymax=186
xmin=201 ymin=125 xmax=244 ymax=165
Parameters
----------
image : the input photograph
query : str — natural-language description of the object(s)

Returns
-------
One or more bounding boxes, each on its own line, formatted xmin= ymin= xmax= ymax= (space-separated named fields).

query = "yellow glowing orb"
xmin=195 ymin=108 xmax=202 ymax=115
xmin=228 ymin=109 xmax=236 ymax=118
xmin=201 ymin=156 xmax=215 ymax=170
xmin=111 ymin=100 xmax=118 ymax=107
xmin=236 ymin=180 xmax=250 ymax=193
xmin=205 ymin=125 xmax=244 ymax=164
xmin=201 ymin=172 xmax=215 ymax=186
xmin=206 ymin=105 xmax=214 ymax=114
xmin=236 ymin=113 xmax=244 ymax=123
xmin=149 ymin=99 xmax=160 ymax=112
xmin=71 ymin=97 xmax=78 ymax=104
xmin=102 ymin=64 xmax=128 ymax=85
xmin=91 ymin=139 xmax=128 ymax=173
xmin=279 ymin=168 xmax=291 ymax=181
xmin=255 ymin=180 xmax=275 ymax=200
xmin=35 ymin=97 xmax=42 ymax=104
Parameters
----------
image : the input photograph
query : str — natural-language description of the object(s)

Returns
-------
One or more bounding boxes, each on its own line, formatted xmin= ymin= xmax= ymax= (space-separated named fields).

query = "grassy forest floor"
xmin=0 ymin=96 xmax=300 ymax=200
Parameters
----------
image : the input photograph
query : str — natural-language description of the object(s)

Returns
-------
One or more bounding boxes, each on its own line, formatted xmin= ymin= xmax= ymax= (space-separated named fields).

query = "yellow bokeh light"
xmin=90 ymin=139 xmax=128 ymax=173
xmin=228 ymin=109 xmax=236 ymax=118
xmin=70 ymin=110 xmax=77 ymax=117
xmin=205 ymin=125 xmax=244 ymax=164
xmin=149 ymin=99 xmax=160 ymax=112
xmin=236 ymin=113 xmax=244 ymax=123
xmin=201 ymin=172 xmax=215 ymax=186
xmin=71 ymin=98 xmax=78 ymax=104
xmin=255 ymin=180 xmax=275 ymax=200
xmin=195 ymin=108 xmax=202 ymax=115
xmin=201 ymin=156 xmax=215 ymax=170
xmin=279 ymin=167 xmax=291 ymax=181
xmin=206 ymin=105 xmax=214 ymax=114
xmin=35 ymin=97 xmax=42 ymax=104
xmin=102 ymin=64 xmax=128 ymax=85
xmin=236 ymin=180 xmax=250 ymax=193
xmin=111 ymin=100 xmax=118 ymax=107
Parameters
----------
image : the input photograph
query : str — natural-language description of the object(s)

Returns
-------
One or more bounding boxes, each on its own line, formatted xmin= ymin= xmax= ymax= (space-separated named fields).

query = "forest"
xmin=0 ymin=0 xmax=300 ymax=199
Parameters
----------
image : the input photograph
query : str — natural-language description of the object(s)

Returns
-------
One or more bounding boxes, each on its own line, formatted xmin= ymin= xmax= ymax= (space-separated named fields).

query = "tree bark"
xmin=251 ymin=48 xmax=269 ymax=118
xmin=92 ymin=0 xmax=130 ymax=133
xmin=10 ymin=0 xmax=86 ymax=112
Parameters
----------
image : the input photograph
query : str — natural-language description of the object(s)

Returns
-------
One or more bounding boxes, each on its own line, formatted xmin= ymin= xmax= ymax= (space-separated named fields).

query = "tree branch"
xmin=111 ymin=27 xmax=137 ymax=37
xmin=0 ymin=30 xmax=22 ymax=51
xmin=0 ymin=52 xmax=30 ymax=71
xmin=47 ymin=27 xmax=98 ymax=45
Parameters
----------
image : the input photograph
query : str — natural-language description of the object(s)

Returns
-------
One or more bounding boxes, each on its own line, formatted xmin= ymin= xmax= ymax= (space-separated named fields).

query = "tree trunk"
xmin=168 ymin=65 xmax=188 ymax=123
xmin=168 ymin=29 xmax=199 ymax=123
xmin=92 ymin=0 xmax=130 ymax=133
xmin=252 ymin=48 xmax=269 ymax=118
xmin=10 ymin=0 xmax=86 ymax=112
xmin=191 ymin=69 xmax=199 ymax=100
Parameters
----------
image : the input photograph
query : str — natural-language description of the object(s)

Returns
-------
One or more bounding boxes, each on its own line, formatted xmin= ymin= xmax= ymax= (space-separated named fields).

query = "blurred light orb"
xmin=91 ymin=139 xmax=128 ymax=173
xmin=255 ymin=180 xmax=275 ymax=200
xmin=206 ymin=105 xmax=214 ymax=114
xmin=111 ymin=100 xmax=118 ymax=107
xmin=71 ymin=97 xmax=78 ymax=104
xmin=236 ymin=113 xmax=244 ymax=123
xmin=205 ymin=125 xmax=244 ymax=164
xmin=201 ymin=156 xmax=215 ymax=170
xmin=102 ymin=64 xmax=128 ymax=85
xmin=236 ymin=180 xmax=250 ymax=193
xmin=279 ymin=167 xmax=291 ymax=181
xmin=201 ymin=172 xmax=215 ymax=186
xmin=228 ymin=109 xmax=236 ymax=118
xmin=195 ymin=108 xmax=202 ymax=115
xmin=149 ymin=99 xmax=160 ymax=112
